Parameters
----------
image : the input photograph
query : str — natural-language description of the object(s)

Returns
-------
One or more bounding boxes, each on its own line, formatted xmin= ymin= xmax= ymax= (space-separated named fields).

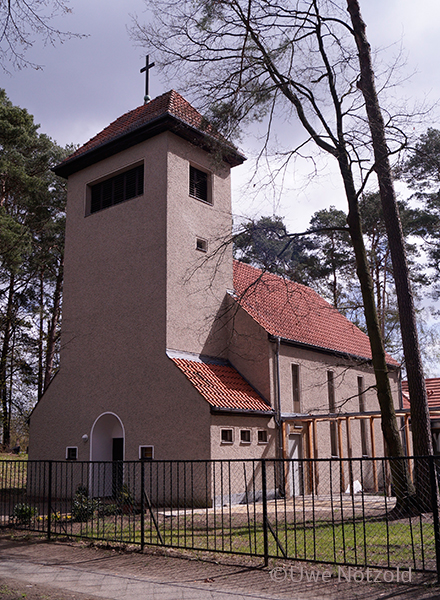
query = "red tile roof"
xmin=55 ymin=90 xmax=245 ymax=177
xmin=402 ymin=378 xmax=440 ymax=411
xmin=233 ymin=261 xmax=398 ymax=365
xmin=171 ymin=358 xmax=272 ymax=413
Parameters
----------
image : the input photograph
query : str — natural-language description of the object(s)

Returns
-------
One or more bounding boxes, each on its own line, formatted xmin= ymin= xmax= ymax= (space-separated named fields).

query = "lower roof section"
xmin=167 ymin=350 xmax=273 ymax=415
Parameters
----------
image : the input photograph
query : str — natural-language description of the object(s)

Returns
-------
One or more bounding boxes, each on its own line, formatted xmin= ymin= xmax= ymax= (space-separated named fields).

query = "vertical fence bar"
xmin=261 ymin=459 xmax=269 ymax=566
xmin=47 ymin=461 xmax=52 ymax=540
xmin=0 ymin=461 xmax=3 ymax=526
xmin=428 ymin=455 xmax=440 ymax=584
xmin=140 ymin=459 xmax=145 ymax=551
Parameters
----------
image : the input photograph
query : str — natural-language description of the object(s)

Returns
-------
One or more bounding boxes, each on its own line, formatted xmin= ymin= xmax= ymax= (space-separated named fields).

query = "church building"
xmin=29 ymin=90 xmax=402 ymax=481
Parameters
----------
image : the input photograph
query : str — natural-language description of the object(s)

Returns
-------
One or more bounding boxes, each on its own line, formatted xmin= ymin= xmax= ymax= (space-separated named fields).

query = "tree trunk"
xmin=44 ymin=257 xmax=63 ymax=392
xmin=347 ymin=0 xmax=433 ymax=509
xmin=338 ymin=149 xmax=415 ymax=510
xmin=0 ymin=272 xmax=15 ymax=450
xmin=330 ymin=236 xmax=339 ymax=309
xmin=38 ymin=268 xmax=44 ymax=400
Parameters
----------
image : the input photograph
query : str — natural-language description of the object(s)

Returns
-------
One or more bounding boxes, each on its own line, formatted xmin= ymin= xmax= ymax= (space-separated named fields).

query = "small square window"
xmin=139 ymin=446 xmax=154 ymax=460
xmin=257 ymin=430 xmax=268 ymax=444
xmin=66 ymin=447 xmax=78 ymax=460
xmin=221 ymin=429 xmax=233 ymax=444
xmin=190 ymin=166 xmax=210 ymax=203
xmin=196 ymin=238 xmax=208 ymax=252
xmin=240 ymin=429 xmax=251 ymax=444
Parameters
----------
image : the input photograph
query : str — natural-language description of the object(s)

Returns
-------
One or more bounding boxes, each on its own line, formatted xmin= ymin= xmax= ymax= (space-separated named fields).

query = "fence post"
xmin=261 ymin=459 xmax=269 ymax=567
xmin=140 ymin=460 xmax=145 ymax=551
xmin=428 ymin=455 xmax=440 ymax=584
xmin=47 ymin=461 xmax=52 ymax=541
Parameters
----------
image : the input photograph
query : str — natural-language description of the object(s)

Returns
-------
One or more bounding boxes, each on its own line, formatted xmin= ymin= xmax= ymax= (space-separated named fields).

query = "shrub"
xmin=71 ymin=487 xmax=100 ymax=522
xmin=117 ymin=483 xmax=135 ymax=514
xmin=98 ymin=503 xmax=121 ymax=517
xmin=12 ymin=503 xmax=37 ymax=524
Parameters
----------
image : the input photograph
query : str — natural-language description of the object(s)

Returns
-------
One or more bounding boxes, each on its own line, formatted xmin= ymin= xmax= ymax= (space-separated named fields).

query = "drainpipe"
xmin=274 ymin=336 xmax=286 ymax=498
xmin=274 ymin=337 xmax=284 ymax=460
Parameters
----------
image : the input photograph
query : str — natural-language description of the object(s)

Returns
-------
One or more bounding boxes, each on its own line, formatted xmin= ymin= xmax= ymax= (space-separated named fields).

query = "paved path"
xmin=1 ymin=550 xmax=302 ymax=600
xmin=1 ymin=531 xmax=440 ymax=600
xmin=0 ymin=556 xmax=281 ymax=600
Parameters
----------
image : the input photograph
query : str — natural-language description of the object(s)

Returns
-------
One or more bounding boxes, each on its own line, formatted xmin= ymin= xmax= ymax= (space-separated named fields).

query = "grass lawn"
xmin=49 ymin=509 xmax=435 ymax=572
xmin=140 ymin=517 xmax=435 ymax=569
xmin=0 ymin=451 xmax=28 ymax=460
xmin=0 ymin=453 xmax=28 ymax=491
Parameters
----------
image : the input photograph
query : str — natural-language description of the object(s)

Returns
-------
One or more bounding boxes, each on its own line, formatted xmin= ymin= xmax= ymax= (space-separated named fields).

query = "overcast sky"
xmin=3 ymin=0 xmax=440 ymax=231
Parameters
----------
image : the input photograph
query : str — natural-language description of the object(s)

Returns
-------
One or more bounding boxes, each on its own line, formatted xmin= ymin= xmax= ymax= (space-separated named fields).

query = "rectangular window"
xmin=189 ymin=165 xmax=210 ymax=203
xmin=292 ymin=364 xmax=300 ymax=412
xmin=139 ymin=445 xmax=154 ymax=460
xmin=328 ymin=371 xmax=338 ymax=457
xmin=221 ymin=428 xmax=233 ymax=444
xmin=358 ymin=376 xmax=370 ymax=457
xmin=89 ymin=164 xmax=144 ymax=214
xmin=258 ymin=430 xmax=268 ymax=444
xmin=66 ymin=447 xmax=78 ymax=460
xmin=240 ymin=429 xmax=251 ymax=444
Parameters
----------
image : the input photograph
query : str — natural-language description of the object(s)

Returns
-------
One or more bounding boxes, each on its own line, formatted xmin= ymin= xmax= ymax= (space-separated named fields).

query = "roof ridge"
xmin=54 ymin=90 xmax=245 ymax=177
xmin=232 ymin=259 xmax=315 ymax=296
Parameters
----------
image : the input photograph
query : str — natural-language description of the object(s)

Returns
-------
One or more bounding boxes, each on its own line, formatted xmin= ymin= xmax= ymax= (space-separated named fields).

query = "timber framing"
xmin=281 ymin=409 xmax=440 ymax=495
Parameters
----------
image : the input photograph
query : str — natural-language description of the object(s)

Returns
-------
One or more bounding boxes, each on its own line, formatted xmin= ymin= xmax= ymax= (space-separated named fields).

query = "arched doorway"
xmin=90 ymin=413 xmax=125 ymax=497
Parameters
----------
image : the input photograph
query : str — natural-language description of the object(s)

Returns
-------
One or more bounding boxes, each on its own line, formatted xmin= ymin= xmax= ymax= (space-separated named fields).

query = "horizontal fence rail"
xmin=1 ymin=456 xmax=439 ymax=575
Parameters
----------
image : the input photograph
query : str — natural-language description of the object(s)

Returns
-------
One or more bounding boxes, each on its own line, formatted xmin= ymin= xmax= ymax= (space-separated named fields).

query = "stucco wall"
xmin=166 ymin=135 xmax=234 ymax=357
xmin=210 ymin=413 xmax=276 ymax=461
xmin=226 ymin=301 xmax=273 ymax=403
xmin=29 ymin=132 xmax=219 ymax=462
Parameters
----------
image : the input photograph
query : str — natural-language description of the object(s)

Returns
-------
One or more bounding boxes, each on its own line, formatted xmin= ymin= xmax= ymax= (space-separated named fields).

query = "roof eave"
xmin=268 ymin=334 xmax=400 ymax=369
xmin=210 ymin=406 xmax=275 ymax=416
xmin=53 ymin=113 xmax=246 ymax=178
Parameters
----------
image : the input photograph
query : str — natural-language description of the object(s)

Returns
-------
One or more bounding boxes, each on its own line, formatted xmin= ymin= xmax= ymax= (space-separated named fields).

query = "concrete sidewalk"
xmin=1 ymin=531 xmax=440 ymax=600
xmin=0 ymin=555 xmax=280 ymax=600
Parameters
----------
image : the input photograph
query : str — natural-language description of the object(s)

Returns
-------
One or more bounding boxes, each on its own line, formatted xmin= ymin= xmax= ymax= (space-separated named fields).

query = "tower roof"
xmin=54 ymin=90 xmax=246 ymax=178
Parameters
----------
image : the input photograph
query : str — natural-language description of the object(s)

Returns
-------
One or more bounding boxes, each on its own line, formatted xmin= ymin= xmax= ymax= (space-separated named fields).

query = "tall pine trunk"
xmin=347 ymin=0 xmax=434 ymax=510
xmin=0 ymin=272 xmax=15 ymax=450
xmin=44 ymin=257 xmax=63 ymax=392
xmin=38 ymin=268 xmax=44 ymax=400
xmin=337 ymin=150 xmax=415 ymax=510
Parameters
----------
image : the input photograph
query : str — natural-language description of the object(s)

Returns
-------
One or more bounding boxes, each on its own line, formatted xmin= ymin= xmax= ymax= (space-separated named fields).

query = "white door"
xmin=288 ymin=433 xmax=302 ymax=496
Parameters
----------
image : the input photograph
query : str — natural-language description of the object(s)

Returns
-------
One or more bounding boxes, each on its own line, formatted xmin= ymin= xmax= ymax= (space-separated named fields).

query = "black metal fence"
xmin=1 ymin=456 xmax=440 ymax=577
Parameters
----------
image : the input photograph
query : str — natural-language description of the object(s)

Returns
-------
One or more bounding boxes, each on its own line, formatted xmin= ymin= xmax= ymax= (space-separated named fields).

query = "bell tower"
xmin=29 ymin=91 xmax=245 ymax=462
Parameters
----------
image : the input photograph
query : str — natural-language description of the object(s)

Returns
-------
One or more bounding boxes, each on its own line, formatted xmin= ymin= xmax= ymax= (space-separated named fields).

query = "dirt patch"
xmin=0 ymin=577 xmax=103 ymax=600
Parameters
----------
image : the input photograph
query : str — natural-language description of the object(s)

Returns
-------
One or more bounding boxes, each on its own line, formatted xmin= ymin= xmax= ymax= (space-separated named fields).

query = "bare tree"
xmin=347 ymin=0 xmax=433 ymax=507
xmin=0 ymin=0 xmax=84 ymax=71
xmin=132 ymin=0 xmax=433 ymax=508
